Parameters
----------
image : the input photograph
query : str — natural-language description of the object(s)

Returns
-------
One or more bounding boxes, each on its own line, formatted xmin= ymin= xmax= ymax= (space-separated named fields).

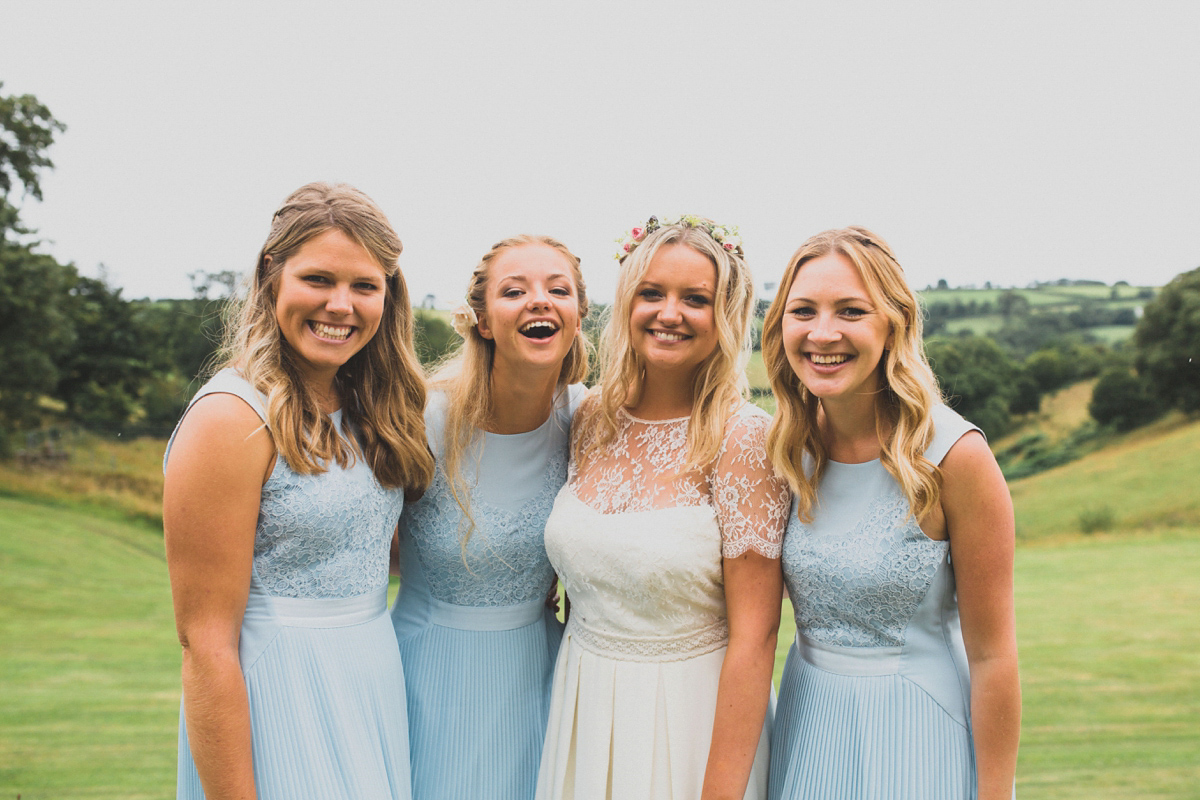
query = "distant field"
xmin=944 ymin=314 xmax=1005 ymax=335
xmin=919 ymin=284 xmax=1154 ymax=306
xmin=1086 ymin=324 xmax=1137 ymax=345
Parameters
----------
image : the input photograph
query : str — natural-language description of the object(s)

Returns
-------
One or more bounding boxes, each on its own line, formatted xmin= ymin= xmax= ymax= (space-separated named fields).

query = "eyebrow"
xmin=497 ymin=273 xmax=571 ymax=283
xmin=639 ymin=280 xmax=714 ymax=293
xmin=787 ymin=295 xmax=872 ymax=305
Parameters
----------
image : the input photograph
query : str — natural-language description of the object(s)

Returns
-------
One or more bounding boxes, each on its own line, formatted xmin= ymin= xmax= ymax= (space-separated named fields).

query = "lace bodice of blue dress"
xmin=167 ymin=368 xmax=413 ymax=800
xmin=397 ymin=384 xmax=586 ymax=606
xmin=769 ymin=403 xmax=985 ymax=800
xmin=170 ymin=369 xmax=406 ymax=598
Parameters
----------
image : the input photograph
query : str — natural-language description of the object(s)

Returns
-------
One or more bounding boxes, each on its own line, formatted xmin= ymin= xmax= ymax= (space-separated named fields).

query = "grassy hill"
xmin=0 ymin=498 xmax=178 ymax=798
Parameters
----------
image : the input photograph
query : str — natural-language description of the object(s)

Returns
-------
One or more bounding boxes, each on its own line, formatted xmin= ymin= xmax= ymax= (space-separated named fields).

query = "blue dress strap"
xmin=925 ymin=404 xmax=983 ymax=466
xmin=164 ymin=368 xmax=269 ymax=470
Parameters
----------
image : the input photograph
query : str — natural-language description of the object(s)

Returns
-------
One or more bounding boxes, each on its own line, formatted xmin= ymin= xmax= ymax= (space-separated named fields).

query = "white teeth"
xmin=311 ymin=322 xmax=352 ymax=340
xmin=809 ymin=353 xmax=849 ymax=365
xmin=652 ymin=331 xmax=687 ymax=342
xmin=520 ymin=321 xmax=559 ymax=333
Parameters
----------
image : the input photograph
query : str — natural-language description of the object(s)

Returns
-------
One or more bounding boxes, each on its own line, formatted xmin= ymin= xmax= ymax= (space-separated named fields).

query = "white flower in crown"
xmin=450 ymin=302 xmax=479 ymax=338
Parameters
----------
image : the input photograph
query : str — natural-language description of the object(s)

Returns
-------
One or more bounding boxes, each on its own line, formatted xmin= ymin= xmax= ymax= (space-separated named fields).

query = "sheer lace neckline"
xmin=618 ymin=407 xmax=690 ymax=425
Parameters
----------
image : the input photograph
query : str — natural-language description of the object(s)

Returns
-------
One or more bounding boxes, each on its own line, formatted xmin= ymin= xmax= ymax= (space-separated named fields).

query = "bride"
xmin=536 ymin=215 xmax=790 ymax=799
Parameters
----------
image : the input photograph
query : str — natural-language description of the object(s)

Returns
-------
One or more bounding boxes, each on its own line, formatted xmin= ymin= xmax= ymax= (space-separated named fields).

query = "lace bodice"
xmin=544 ymin=397 xmax=789 ymax=661
xmin=782 ymin=404 xmax=980 ymax=649
xmin=166 ymin=369 xmax=406 ymax=600
xmin=400 ymin=386 xmax=583 ymax=607
xmin=569 ymin=399 xmax=789 ymax=559
xmin=783 ymin=485 xmax=947 ymax=648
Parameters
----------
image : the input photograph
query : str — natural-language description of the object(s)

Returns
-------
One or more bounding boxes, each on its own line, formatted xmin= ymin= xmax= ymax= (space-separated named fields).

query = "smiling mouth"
xmin=651 ymin=330 xmax=689 ymax=343
xmin=808 ymin=353 xmax=849 ymax=365
xmin=310 ymin=321 xmax=353 ymax=341
xmin=520 ymin=321 xmax=559 ymax=339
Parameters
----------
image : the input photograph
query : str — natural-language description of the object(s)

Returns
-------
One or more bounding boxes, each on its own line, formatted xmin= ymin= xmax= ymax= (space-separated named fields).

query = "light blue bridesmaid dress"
xmin=770 ymin=404 xmax=984 ymax=800
xmin=391 ymin=384 xmax=585 ymax=800
xmin=168 ymin=369 xmax=413 ymax=800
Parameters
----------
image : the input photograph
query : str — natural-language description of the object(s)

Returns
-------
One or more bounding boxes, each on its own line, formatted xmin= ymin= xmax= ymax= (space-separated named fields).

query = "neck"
xmin=302 ymin=371 xmax=341 ymax=413
xmin=486 ymin=362 xmax=561 ymax=434
xmin=627 ymin=368 xmax=696 ymax=420
xmin=819 ymin=392 xmax=884 ymax=463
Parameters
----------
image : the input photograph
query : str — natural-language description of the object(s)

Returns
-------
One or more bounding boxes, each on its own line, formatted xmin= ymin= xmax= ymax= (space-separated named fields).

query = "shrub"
xmin=1078 ymin=506 xmax=1115 ymax=534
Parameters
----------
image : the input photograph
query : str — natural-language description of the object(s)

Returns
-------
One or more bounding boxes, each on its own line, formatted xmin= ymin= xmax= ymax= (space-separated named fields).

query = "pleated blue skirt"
xmin=769 ymin=634 xmax=976 ymax=800
xmin=394 ymin=594 xmax=563 ymax=800
xmin=177 ymin=585 xmax=412 ymax=800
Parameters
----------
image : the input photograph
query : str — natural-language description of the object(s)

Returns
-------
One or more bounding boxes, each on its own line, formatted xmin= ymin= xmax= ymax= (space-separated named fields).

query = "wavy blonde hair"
xmin=431 ymin=235 xmax=590 ymax=549
xmin=578 ymin=219 xmax=755 ymax=473
xmin=217 ymin=182 xmax=434 ymax=494
xmin=763 ymin=226 xmax=942 ymax=522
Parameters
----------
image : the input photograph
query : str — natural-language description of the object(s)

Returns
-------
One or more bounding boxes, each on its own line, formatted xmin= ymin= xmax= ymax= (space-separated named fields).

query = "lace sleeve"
xmin=710 ymin=406 xmax=790 ymax=559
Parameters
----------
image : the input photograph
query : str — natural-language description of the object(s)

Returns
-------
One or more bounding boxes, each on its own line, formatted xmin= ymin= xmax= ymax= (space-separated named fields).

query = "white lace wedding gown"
xmin=536 ymin=398 xmax=790 ymax=800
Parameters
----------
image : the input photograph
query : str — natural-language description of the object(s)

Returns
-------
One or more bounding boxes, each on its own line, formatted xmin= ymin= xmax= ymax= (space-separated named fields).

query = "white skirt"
xmin=536 ymin=620 xmax=770 ymax=800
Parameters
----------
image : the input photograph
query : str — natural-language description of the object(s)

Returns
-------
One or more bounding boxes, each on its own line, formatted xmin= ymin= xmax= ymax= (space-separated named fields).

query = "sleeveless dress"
xmin=769 ymin=404 xmax=983 ymax=800
xmin=536 ymin=399 xmax=790 ymax=800
xmin=168 ymin=369 xmax=413 ymax=800
xmin=391 ymin=384 xmax=585 ymax=800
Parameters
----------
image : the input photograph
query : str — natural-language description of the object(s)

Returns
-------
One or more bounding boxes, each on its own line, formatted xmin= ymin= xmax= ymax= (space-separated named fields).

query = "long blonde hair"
xmin=217 ymin=182 xmax=434 ymax=493
xmin=763 ymin=226 xmax=942 ymax=522
xmin=579 ymin=218 xmax=755 ymax=473
xmin=431 ymin=235 xmax=590 ymax=547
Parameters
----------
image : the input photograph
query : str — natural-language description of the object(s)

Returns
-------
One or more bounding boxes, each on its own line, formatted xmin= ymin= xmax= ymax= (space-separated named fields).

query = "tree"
xmin=55 ymin=272 xmax=156 ymax=429
xmin=0 ymin=244 xmax=77 ymax=450
xmin=1089 ymin=368 xmax=1163 ymax=431
xmin=1135 ymin=266 xmax=1200 ymax=413
xmin=997 ymin=290 xmax=1030 ymax=319
xmin=0 ymin=82 xmax=66 ymax=240
xmin=925 ymin=334 xmax=1020 ymax=437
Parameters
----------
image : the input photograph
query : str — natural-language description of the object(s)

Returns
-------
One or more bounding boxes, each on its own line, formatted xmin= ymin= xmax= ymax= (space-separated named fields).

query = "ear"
xmin=476 ymin=312 xmax=494 ymax=340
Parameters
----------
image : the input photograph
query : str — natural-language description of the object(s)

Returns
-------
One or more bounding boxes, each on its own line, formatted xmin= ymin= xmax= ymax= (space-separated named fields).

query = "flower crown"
xmin=449 ymin=301 xmax=479 ymax=338
xmin=614 ymin=214 xmax=744 ymax=262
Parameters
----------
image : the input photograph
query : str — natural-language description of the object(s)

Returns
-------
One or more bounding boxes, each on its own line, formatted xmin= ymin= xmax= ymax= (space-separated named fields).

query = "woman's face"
xmin=273 ymin=228 xmax=387 ymax=389
xmin=780 ymin=251 xmax=891 ymax=406
xmin=476 ymin=243 xmax=581 ymax=376
xmin=629 ymin=243 xmax=719 ymax=381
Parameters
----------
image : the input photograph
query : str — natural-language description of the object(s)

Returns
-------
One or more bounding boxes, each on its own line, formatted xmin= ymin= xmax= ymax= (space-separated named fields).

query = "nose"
xmin=527 ymin=285 xmax=551 ymax=310
xmin=658 ymin=296 xmax=683 ymax=325
xmin=808 ymin=313 xmax=841 ymax=344
xmin=326 ymin=284 xmax=353 ymax=315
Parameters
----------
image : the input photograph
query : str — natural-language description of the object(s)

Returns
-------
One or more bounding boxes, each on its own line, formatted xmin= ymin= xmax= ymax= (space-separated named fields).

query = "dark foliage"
xmin=1135 ymin=266 xmax=1200 ymax=413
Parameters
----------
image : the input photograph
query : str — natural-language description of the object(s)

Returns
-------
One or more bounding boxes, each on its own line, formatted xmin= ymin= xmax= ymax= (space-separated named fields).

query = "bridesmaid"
xmin=164 ymin=183 xmax=434 ymax=800
xmin=391 ymin=235 xmax=590 ymax=800
xmin=762 ymin=227 xmax=1020 ymax=799
xmin=536 ymin=215 xmax=790 ymax=799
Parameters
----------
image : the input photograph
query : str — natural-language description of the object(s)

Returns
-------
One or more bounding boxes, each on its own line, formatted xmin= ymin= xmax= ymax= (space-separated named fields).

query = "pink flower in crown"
xmin=723 ymin=243 xmax=734 ymax=251
xmin=624 ymin=242 xmax=633 ymax=252
xmin=631 ymin=227 xmax=644 ymax=240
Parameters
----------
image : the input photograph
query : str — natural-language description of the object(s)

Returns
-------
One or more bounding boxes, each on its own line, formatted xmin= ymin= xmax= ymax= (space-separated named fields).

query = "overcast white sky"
xmin=3 ymin=1 xmax=1198 ymax=305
